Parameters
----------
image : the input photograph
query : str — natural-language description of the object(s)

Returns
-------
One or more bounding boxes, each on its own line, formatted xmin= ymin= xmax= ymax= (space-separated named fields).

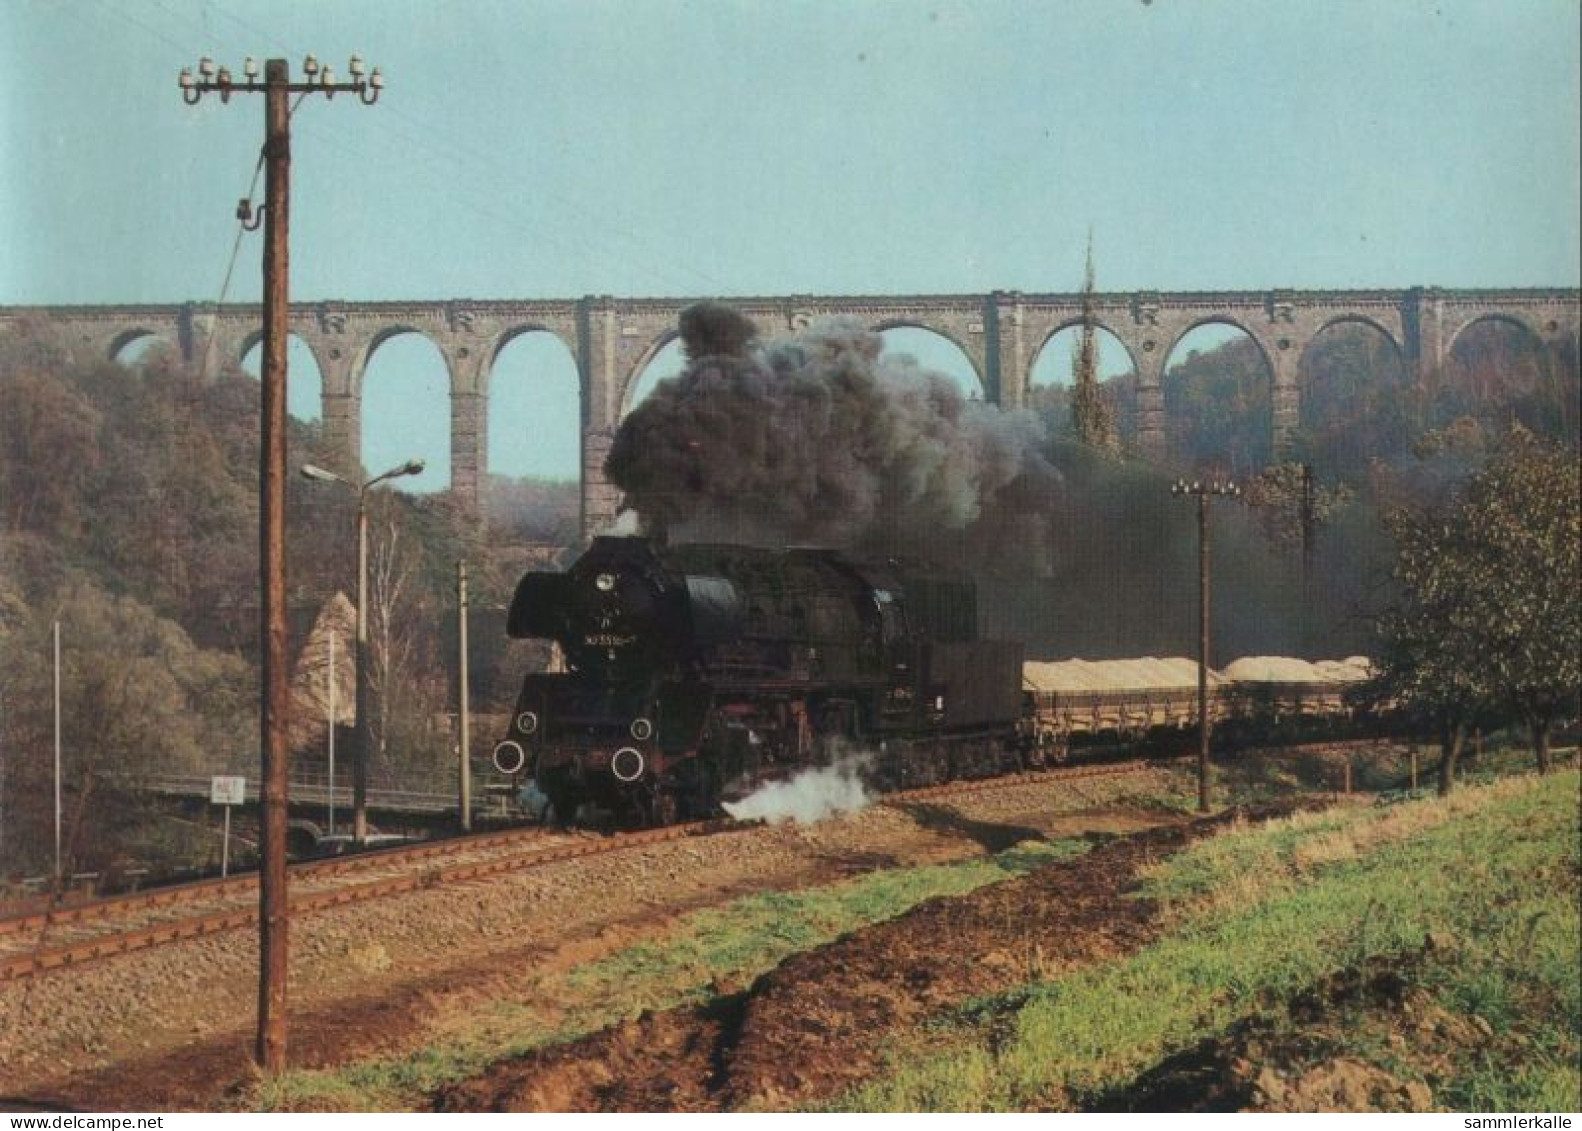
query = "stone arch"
xmin=359 ymin=329 xmax=453 ymax=491
xmin=487 ymin=322 xmax=582 ymax=376
xmin=1444 ymin=311 xmax=1544 ymax=357
xmin=487 ymin=328 xmax=582 ymax=481
xmin=619 ymin=331 xmax=686 ymax=418
xmin=1296 ymin=319 xmax=1413 ymax=478
xmin=1028 ymin=319 xmax=1140 ymax=443
xmin=872 ymin=320 xmax=986 ymax=397
xmin=353 ymin=324 xmax=451 ymax=401
xmin=236 ymin=325 xmax=332 ymax=373
xmin=1030 ymin=317 xmax=1141 ymax=383
xmin=1441 ymin=313 xmax=1575 ymax=441
xmin=1161 ymin=316 xmax=1276 ymax=378
xmin=1306 ymin=313 xmax=1405 ymax=362
xmin=1160 ymin=319 xmax=1277 ymax=474
xmin=1037 ymin=316 xmax=1139 ymax=370
xmin=485 ymin=327 xmax=584 ymax=544
xmin=236 ymin=326 xmax=264 ymax=364
xmin=109 ymin=327 xmax=175 ymax=365
xmin=240 ymin=332 xmax=327 ymax=422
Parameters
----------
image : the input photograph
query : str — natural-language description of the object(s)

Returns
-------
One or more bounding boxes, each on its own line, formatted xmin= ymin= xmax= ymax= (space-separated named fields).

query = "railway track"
xmin=0 ymin=754 xmax=1183 ymax=985
xmin=0 ymin=818 xmax=736 ymax=983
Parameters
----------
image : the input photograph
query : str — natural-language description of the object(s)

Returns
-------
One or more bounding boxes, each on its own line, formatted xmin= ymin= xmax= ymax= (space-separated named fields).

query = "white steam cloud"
xmin=601 ymin=508 xmax=643 ymax=537
xmin=722 ymin=750 xmax=874 ymax=825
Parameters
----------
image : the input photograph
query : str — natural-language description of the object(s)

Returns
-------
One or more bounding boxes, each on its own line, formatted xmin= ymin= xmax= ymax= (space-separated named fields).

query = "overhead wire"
xmin=153 ymin=0 xmax=730 ymax=294
xmin=73 ymin=0 xmax=1261 ymax=490
xmin=196 ymin=146 xmax=266 ymax=381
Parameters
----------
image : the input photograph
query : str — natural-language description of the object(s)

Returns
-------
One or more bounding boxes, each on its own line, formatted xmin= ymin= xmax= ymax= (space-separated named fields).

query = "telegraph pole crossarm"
xmin=178 ymin=52 xmax=383 ymax=1079
xmin=180 ymin=54 xmax=384 ymax=105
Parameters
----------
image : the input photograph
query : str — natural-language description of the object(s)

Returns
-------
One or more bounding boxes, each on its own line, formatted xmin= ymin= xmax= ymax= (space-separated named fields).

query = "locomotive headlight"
xmin=610 ymin=746 xmax=645 ymax=783
xmin=516 ymin=710 xmax=540 ymax=736
xmin=492 ymin=740 xmax=527 ymax=776
xmin=630 ymin=717 xmax=654 ymax=741
xmin=595 ymin=572 xmax=617 ymax=592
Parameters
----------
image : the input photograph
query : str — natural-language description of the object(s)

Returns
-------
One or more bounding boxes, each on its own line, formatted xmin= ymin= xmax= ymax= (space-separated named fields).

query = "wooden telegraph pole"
xmin=457 ymin=560 xmax=472 ymax=832
xmin=1172 ymin=478 xmax=1241 ymax=812
xmin=257 ymin=59 xmax=292 ymax=1075
xmin=179 ymin=52 xmax=383 ymax=1077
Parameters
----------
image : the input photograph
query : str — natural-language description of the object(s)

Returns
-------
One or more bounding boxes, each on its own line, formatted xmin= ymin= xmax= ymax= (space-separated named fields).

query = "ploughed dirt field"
xmin=4 ymin=763 xmax=1211 ymax=1110
xmin=432 ymin=807 xmax=1269 ymax=1113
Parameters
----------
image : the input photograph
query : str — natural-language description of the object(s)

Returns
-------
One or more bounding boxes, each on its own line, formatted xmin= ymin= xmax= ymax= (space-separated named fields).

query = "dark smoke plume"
xmin=604 ymin=304 xmax=1379 ymax=661
xmin=605 ymin=305 xmax=1063 ymax=572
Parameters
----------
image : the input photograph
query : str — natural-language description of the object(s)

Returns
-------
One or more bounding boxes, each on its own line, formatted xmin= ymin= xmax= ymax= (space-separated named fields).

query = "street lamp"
xmin=1171 ymin=477 xmax=1241 ymax=812
xmin=301 ymin=458 xmax=425 ymax=843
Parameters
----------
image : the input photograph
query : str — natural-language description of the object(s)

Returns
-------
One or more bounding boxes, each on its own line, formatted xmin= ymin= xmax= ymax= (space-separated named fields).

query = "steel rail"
xmin=0 ymin=744 xmax=1367 ymax=984
xmin=0 ymin=821 xmax=573 ymax=939
xmin=0 ymin=818 xmax=737 ymax=982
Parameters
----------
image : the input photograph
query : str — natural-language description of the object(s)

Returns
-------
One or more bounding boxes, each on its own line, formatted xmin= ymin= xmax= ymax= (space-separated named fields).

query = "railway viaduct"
xmin=3 ymin=287 xmax=1577 ymax=537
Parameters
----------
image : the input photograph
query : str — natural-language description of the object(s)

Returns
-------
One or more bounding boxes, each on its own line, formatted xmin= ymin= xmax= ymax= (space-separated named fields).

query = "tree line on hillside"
xmin=0 ymin=330 xmax=570 ymax=879
xmin=1026 ymin=319 xmax=1577 ymax=480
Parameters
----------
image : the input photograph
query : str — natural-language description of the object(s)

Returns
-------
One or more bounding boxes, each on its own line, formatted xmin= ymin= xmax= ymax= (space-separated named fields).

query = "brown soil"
xmin=432 ymin=802 xmax=1320 ymax=1113
xmin=2 ymin=769 xmax=1196 ymax=1111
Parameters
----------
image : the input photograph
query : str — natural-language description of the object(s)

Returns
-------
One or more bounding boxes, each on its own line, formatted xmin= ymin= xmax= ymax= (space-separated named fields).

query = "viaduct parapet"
xmin=4 ymin=288 xmax=1577 ymax=538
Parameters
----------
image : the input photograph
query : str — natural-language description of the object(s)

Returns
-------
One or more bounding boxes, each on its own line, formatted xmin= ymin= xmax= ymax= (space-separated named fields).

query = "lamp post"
xmin=301 ymin=459 xmax=424 ymax=844
xmin=1171 ymin=477 xmax=1240 ymax=813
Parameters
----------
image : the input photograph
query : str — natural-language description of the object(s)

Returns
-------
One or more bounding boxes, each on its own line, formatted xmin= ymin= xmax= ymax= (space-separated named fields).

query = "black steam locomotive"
xmin=492 ymin=536 xmax=1024 ymax=824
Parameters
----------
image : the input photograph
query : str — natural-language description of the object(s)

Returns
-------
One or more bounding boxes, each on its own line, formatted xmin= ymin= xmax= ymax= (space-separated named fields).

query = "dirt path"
xmin=4 ymin=769 xmax=1190 ymax=1110
xmin=432 ymin=804 xmax=1308 ymax=1112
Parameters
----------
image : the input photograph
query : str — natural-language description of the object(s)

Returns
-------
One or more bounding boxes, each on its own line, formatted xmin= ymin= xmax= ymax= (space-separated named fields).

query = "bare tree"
xmin=368 ymin=518 xmax=415 ymax=769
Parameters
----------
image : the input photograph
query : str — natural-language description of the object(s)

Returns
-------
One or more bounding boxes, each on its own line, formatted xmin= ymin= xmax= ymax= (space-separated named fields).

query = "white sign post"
xmin=211 ymin=775 xmax=246 ymax=878
xmin=327 ymin=634 xmax=336 ymax=835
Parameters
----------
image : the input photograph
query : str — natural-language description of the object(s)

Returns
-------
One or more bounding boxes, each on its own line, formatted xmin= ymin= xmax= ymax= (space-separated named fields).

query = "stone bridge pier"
xmin=4 ymin=287 xmax=1576 ymax=542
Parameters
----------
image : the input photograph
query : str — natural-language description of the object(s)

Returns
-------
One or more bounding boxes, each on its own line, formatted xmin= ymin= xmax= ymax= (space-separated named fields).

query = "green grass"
xmin=254 ymin=834 xmax=1088 ymax=1111
xmin=838 ymin=770 xmax=1580 ymax=1112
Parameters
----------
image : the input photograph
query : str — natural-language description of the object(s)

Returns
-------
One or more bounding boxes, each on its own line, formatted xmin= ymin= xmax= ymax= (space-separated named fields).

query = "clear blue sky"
xmin=4 ymin=0 xmax=1579 ymax=483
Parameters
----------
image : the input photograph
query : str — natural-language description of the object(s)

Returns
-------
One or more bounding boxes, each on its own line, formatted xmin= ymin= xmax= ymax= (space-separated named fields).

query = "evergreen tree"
xmin=1069 ymin=233 xmax=1119 ymax=455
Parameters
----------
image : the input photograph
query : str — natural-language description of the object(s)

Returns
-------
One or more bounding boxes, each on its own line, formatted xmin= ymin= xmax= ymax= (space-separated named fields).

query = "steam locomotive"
xmin=492 ymin=536 xmax=1376 ymax=825
xmin=491 ymin=536 xmax=1024 ymax=824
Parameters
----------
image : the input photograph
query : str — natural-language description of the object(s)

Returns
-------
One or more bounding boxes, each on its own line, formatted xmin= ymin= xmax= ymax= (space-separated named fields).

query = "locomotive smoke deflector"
xmin=507 ymin=572 xmax=570 ymax=639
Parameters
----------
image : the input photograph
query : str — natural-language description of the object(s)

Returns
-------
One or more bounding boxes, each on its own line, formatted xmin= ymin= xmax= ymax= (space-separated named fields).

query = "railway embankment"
xmin=6 ymin=749 xmax=1572 ymax=1113
xmin=425 ymin=767 xmax=1577 ymax=1114
xmin=1 ymin=761 xmax=1187 ymax=1108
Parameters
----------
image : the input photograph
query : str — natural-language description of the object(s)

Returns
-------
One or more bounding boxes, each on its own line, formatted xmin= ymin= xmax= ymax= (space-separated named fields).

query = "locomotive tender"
xmin=492 ymin=535 xmax=1024 ymax=824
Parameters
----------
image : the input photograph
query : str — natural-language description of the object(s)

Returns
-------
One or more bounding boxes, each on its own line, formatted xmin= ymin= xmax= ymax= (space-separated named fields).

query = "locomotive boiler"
xmin=492 ymin=536 xmax=1024 ymax=824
